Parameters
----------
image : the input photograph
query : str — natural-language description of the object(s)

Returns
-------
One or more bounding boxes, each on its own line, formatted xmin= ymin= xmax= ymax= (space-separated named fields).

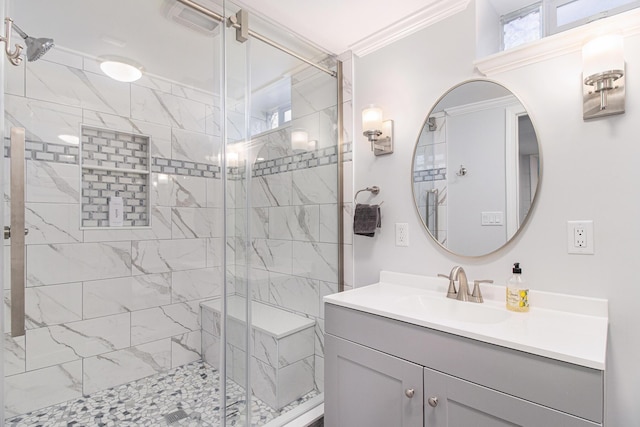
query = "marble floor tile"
xmin=5 ymin=360 xmax=319 ymax=427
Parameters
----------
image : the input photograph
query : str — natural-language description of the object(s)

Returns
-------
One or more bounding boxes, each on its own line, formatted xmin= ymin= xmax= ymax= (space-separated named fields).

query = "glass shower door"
xmin=220 ymin=2 xmax=340 ymax=425
xmin=220 ymin=0 xmax=252 ymax=424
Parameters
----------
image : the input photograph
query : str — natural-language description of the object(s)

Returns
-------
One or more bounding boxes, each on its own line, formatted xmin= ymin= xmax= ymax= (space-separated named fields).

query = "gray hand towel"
xmin=354 ymin=203 xmax=381 ymax=237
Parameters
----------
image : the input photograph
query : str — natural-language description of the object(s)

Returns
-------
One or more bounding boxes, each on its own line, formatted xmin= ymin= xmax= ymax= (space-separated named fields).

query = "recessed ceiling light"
xmin=99 ymin=58 xmax=143 ymax=82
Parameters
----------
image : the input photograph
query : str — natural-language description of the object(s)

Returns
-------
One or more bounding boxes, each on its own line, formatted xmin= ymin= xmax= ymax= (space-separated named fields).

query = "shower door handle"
xmin=9 ymin=127 xmax=26 ymax=337
xmin=4 ymin=226 xmax=29 ymax=239
xmin=426 ymin=189 xmax=438 ymax=241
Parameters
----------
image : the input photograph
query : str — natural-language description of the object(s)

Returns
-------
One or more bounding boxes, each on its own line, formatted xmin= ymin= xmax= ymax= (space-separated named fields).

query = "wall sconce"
xmin=582 ymin=34 xmax=625 ymax=120
xmin=291 ymin=129 xmax=317 ymax=153
xmin=226 ymin=143 xmax=243 ymax=168
xmin=362 ymin=105 xmax=393 ymax=156
xmin=227 ymin=151 xmax=239 ymax=168
xmin=291 ymin=129 xmax=309 ymax=152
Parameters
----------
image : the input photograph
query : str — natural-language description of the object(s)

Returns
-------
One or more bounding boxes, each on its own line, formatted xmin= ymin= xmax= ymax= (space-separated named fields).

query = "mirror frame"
xmin=411 ymin=78 xmax=543 ymax=257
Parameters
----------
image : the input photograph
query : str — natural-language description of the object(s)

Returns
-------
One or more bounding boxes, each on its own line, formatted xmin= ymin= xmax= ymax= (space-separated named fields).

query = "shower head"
xmin=12 ymin=23 xmax=54 ymax=62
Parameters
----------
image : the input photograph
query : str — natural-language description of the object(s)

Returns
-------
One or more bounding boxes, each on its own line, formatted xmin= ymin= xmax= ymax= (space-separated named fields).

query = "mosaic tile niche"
xmin=81 ymin=126 xmax=151 ymax=228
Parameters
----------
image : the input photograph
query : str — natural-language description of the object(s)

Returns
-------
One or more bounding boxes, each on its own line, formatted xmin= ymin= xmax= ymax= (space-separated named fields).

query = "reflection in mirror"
xmin=412 ymin=80 xmax=540 ymax=257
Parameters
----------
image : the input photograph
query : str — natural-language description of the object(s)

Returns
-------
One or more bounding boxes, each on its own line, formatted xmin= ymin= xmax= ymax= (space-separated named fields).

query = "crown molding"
xmin=475 ymin=8 xmax=640 ymax=76
xmin=444 ymin=95 xmax=519 ymax=116
xmin=350 ymin=0 xmax=471 ymax=57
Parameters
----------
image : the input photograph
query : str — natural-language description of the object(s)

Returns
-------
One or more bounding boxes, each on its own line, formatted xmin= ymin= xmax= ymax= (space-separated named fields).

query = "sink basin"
xmin=324 ymin=271 xmax=609 ymax=369
xmin=398 ymin=295 xmax=510 ymax=324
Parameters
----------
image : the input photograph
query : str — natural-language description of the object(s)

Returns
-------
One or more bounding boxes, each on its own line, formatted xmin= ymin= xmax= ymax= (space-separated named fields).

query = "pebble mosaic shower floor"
xmin=6 ymin=361 xmax=319 ymax=427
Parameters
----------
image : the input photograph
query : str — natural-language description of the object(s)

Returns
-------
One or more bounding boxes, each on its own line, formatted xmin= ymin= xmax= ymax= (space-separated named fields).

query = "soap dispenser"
xmin=506 ymin=262 xmax=529 ymax=312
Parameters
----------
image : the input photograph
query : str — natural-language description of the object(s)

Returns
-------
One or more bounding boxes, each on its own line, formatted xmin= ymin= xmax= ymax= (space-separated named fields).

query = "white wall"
xmin=353 ymin=2 xmax=640 ymax=424
xmin=448 ymin=107 xmax=506 ymax=255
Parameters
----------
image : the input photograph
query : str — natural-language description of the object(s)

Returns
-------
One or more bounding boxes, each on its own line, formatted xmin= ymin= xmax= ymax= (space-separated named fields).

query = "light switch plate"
xmin=481 ymin=211 xmax=504 ymax=226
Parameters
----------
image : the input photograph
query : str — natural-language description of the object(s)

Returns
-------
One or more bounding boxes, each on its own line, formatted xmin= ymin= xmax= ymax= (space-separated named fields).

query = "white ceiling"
xmin=236 ymin=0 xmax=466 ymax=55
xmin=237 ymin=0 xmax=478 ymax=55
xmin=11 ymin=0 xmax=468 ymax=100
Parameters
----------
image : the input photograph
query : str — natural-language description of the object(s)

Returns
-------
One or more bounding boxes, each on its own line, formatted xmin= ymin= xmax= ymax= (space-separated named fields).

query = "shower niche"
xmin=80 ymin=125 xmax=151 ymax=228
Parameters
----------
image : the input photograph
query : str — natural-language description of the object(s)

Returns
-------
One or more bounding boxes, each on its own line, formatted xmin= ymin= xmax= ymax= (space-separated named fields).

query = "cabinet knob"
xmin=427 ymin=397 xmax=439 ymax=407
xmin=405 ymin=388 xmax=415 ymax=398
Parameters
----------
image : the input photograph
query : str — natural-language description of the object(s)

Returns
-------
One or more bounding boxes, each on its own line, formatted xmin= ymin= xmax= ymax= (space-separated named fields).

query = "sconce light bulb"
xmin=227 ymin=151 xmax=239 ymax=167
xmin=582 ymin=34 xmax=624 ymax=82
xmin=362 ymin=105 xmax=384 ymax=146
xmin=362 ymin=105 xmax=383 ymax=134
xmin=291 ymin=129 xmax=309 ymax=152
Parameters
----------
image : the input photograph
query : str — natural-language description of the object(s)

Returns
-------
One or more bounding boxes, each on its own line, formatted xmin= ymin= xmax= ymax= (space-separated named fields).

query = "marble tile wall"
xmin=2 ymin=47 xmax=224 ymax=419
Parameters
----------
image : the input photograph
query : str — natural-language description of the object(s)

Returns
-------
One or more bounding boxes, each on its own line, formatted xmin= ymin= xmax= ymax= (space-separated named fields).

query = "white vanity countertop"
xmin=324 ymin=271 xmax=608 ymax=370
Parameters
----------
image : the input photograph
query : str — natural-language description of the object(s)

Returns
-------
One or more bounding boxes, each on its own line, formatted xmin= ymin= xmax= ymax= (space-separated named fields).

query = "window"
xmin=501 ymin=3 xmax=542 ymax=50
xmin=267 ymin=106 xmax=292 ymax=130
xmin=500 ymin=0 xmax=640 ymax=51
xmin=268 ymin=111 xmax=279 ymax=129
xmin=551 ymin=0 xmax=639 ymax=33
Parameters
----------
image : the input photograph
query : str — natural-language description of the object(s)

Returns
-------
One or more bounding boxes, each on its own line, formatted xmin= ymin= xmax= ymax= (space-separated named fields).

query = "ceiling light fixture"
xmin=99 ymin=58 xmax=143 ymax=82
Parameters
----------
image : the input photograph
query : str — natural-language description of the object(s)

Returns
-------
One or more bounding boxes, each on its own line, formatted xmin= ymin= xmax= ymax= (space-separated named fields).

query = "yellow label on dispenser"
xmin=506 ymin=288 xmax=529 ymax=312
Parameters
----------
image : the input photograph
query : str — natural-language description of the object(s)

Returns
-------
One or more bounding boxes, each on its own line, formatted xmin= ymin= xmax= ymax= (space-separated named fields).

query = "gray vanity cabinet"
xmin=325 ymin=334 xmax=423 ymax=427
xmin=325 ymin=304 xmax=604 ymax=427
xmin=423 ymin=368 xmax=599 ymax=426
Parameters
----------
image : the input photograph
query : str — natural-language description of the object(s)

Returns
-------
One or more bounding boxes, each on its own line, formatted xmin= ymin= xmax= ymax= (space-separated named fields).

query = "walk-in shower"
xmin=1 ymin=0 xmax=341 ymax=426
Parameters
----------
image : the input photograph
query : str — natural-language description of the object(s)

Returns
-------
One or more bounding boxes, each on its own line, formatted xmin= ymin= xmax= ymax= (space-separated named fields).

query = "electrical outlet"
xmin=395 ymin=223 xmax=409 ymax=247
xmin=568 ymin=220 xmax=594 ymax=254
xmin=574 ymin=226 xmax=586 ymax=247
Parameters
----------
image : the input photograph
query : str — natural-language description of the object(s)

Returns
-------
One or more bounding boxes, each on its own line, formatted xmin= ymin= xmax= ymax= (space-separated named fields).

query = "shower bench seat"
xmin=200 ymin=296 xmax=316 ymax=410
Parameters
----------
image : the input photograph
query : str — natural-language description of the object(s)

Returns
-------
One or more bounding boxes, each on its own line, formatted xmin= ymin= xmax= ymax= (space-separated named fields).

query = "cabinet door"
xmin=424 ymin=368 xmax=601 ymax=427
xmin=325 ymin=334 xmax=423 ymax=427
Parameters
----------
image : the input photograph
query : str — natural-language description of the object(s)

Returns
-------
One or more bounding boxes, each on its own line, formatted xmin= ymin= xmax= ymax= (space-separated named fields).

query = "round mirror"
xmin=412 ymin=79 xmax=541 ymax=257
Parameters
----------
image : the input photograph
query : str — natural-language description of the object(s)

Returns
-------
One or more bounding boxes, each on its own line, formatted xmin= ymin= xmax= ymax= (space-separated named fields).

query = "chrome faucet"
xmin=451 ymin=266 xmax=470 ymax=302
xmin=438 ymin=266 xmax=493 ymax=303
xmin=438 ymin=266 xmax=466 ymax=300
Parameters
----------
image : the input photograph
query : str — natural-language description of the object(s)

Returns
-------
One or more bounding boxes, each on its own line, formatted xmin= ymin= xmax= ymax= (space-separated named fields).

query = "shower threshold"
xmin=5 ymin=360 xmax=319 ymax=427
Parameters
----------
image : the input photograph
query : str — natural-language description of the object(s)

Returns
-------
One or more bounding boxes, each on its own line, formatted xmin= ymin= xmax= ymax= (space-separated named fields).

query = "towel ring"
xmin=354 ymin=186 xmax=380 ymax=204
